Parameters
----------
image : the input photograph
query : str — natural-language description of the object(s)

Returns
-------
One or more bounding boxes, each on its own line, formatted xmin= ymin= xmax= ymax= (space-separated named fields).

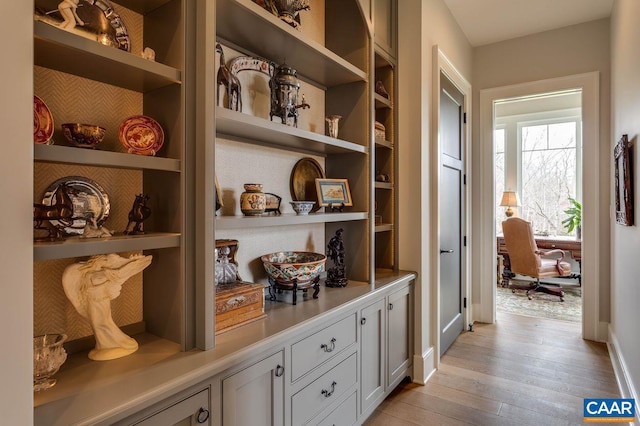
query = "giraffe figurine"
xmin=216 ymin=43 xmax=242 ymax=111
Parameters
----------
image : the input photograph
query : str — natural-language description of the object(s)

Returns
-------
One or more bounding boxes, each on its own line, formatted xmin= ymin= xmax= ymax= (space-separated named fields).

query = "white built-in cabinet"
xmin=387 ymin=284 xmax=413 ymax=388
xmin=360 ymin=298 xmax=386 ymax=417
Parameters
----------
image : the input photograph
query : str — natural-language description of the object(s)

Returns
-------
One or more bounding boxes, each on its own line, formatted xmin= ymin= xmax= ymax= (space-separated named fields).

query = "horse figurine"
xmin=216 ymin=43 xmax=242 ymax=112
xmin=123 ymin=194 xmax=151 ymax=235
xmin=33 ymin=182 xmax=76 ymax=241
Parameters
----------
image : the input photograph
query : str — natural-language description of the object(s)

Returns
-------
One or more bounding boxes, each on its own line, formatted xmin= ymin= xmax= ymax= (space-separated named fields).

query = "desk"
xmin=497 ymin=236 xmax=581 ymax=286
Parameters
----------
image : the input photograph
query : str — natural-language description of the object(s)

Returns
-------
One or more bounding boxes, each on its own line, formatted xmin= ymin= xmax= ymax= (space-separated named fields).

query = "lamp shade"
xmin=499 ymin=191 xmax=520 ymax=207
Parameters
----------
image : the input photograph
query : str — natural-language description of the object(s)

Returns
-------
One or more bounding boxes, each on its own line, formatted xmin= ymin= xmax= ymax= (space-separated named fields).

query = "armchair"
xmin=501 ymin=217 xmax=571 ymax=301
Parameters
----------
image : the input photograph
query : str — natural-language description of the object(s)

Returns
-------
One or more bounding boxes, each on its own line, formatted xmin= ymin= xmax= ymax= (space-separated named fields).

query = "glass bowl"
xmin=33 ymin=333 xmax=67 ymax=392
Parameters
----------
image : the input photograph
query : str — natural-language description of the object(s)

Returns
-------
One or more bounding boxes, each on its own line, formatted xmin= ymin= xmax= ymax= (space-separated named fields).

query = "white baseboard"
xmin=608 ymin=326 xmax=639 ymax=425
xmin=412 ymin=346 xmax=435 ymax=384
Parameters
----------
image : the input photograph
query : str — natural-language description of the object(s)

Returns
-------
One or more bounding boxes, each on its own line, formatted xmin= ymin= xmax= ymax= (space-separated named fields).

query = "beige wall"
xmin=0 ymin=1 xmax=33 ymax=422
xmin=472 ymin=19 xmax=612 ymax=322
xmin=398 ymin=0 xmax=472 ymax=382
xmin=610 ymin=0 xmax=640 ymax=400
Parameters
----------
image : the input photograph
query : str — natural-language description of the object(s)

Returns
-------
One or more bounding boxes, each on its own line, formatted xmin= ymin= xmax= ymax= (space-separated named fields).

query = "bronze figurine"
xmin=326 ymin=228 xmax=348 ymax=287
xmin=123 ymin=194 xmax=151 ymax=235
xmin=33 ymin=182 xmax=75 ymax=241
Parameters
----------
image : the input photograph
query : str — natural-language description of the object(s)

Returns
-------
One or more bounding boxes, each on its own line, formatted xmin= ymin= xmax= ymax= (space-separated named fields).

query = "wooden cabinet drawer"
xmin=215 ymin=282 xmax=266 ymax=335
xmin=291 ymin=314 xmax=356 ymax=381
xmin=316 ymin=390 xmax=357 ymax=426
xmin=292 ymin=352 xmax=357 ymax=426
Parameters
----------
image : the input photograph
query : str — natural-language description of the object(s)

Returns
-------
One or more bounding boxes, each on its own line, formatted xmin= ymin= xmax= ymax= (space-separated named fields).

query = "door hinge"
xmin=463 ymin=112 xmax=467 ymax=124
xmin=464 ymin=236 xmax=467 ymax=247
xmin=463 ymin=174 xmax=466 ymax=185
xmin=463 ymin=297 xmax=467 ymax=308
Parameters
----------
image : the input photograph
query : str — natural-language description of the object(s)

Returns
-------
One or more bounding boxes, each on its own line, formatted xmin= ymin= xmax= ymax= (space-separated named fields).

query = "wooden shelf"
xmin=375 ymin=182 xmax=393 ymax=190
xmin=374 ymin=93 xmax=392 ymax=109
xmin=34 ymin=144 xmax=181 ymax=172
xmin=375 ymin=224 xmax=393 ymax=233
xmin=34 ymin=21 xmax=181 ymax=92
xmin=216 ymin=0 xmax=367 ymax=87
xmin=216 ymin=108 xmax=367 ymax=155
xmin=216 ymin=212 xmax=368 ymax=229
xmin=375 ymin=138 xmax=393 ymax=149
xmin=34 ymin=233 xmax=181 ymax=261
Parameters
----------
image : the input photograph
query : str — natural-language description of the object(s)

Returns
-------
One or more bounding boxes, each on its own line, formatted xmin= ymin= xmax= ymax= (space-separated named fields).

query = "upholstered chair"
xmin=501 ymin=217 xmax=572 ymax=301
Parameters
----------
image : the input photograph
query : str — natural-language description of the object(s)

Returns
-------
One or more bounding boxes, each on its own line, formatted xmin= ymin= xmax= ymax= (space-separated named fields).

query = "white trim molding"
xmin=413 ymin=346 xmax=436 ymax=384
xmin=608 ymin=327 xmax=640 ymax=424
xmin=477 ymin=72 xmax=603 ymax=342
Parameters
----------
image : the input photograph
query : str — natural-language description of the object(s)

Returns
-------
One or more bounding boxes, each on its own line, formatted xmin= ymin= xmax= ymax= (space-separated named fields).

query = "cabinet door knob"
xmin=389 ymin=303 xmax=394 ymax=311
xmin=275 ymin=364 xmax=284 ymax=377
xmin=320 ymin=337 xmax=337 ymax=352
xmin=196 ymin=407 xmax=210 ymax=423
xmin=321 ymin=381 xmax=337 ymax=398
xmin=360 ymin=317 xmax=366 ymax=325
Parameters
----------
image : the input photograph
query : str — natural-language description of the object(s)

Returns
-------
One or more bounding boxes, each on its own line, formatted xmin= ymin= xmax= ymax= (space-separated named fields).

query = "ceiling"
xmin=443 ymin=0 xmax=614 ymax=47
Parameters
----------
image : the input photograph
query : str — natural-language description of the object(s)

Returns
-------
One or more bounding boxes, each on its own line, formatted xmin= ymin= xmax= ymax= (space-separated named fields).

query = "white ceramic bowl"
xmin=290 ymin=201 xmax=315 ymax=215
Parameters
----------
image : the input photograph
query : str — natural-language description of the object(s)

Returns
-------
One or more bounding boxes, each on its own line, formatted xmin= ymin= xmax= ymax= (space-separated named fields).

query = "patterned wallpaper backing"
xmin=33 ymin=2 xmax=146 ymax=341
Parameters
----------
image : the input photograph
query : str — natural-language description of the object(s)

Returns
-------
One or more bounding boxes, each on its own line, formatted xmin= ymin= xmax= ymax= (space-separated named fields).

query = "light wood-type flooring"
xmin=364 ymin=311 xmax=620 ymax=425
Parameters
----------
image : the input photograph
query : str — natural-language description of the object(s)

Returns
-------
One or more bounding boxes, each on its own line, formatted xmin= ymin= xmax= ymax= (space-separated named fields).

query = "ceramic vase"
xmin=240 ymin=183 xmax=266 ymax=216
xmin=326 ymin=115 xmax=341 ymax=138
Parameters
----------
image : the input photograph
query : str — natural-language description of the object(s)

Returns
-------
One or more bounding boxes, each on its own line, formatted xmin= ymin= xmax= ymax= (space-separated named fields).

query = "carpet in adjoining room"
xmin=496 ymin=282 xmax=582 ymax=323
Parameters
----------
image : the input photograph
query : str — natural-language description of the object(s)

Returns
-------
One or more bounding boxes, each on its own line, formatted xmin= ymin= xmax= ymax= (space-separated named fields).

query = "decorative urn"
xmin=270 ymin=63 xmax=310 ymax=127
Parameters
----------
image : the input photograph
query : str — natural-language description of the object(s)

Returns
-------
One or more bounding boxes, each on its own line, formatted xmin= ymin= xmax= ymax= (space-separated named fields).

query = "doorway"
xmin=494 ymin=90 xmax=583 ymax=324
xmin=477 ymin=72 xmax=602 ymax=341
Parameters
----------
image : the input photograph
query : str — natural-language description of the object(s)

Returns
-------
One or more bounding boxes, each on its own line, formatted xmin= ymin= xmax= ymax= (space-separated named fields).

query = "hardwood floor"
xmin=364 ymin=312 xmax=620 ymax=425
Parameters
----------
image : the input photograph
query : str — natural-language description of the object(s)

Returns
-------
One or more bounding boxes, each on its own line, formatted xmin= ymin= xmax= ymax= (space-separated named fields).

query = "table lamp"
xmin=500 ymin=191 xmax=520 ymax=217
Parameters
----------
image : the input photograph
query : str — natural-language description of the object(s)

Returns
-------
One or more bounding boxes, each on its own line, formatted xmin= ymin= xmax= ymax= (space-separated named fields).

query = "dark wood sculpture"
xmin=123 ymin=194 xmax=151 ymax=235
xmin=216 ymin=43 xmax=242 ymax=111
xmin=33 ymin=182 xmax=75 ymax=241
xmin=326 ymin=228 xmax=348 ymax=287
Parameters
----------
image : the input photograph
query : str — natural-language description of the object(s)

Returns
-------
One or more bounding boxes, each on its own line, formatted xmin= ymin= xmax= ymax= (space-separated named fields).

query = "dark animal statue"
xmin=123 ymin=194 xmax=151 ymax=235
xmin=216 ymin=43 xmax=242 ymax=111
xmin=33 ymin=182 xmax=75 ymax=241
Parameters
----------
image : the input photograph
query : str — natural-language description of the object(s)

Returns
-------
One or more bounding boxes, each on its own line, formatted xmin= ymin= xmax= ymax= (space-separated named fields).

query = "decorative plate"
xmin=290 ymin=157 xmax=325 ymax=212
xmin=34 ymin=95 xmax=54 ymax=145
xmin=42 ymin=176 xmax=110 ymax=235
xmin=118 ymin=115 xmax=164 ymax=156
xmin=35 ymin=0 xmax=130 ymax=51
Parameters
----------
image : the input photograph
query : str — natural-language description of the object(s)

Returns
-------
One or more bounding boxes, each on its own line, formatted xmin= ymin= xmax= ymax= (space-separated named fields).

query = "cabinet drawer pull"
xmin=196 ymin=407 xmax=210 ymax=423
xmin=321 ymin=381 xmax=337 ymax=398
xmin=320 ymin=337 xmax=337 ymax=352
xmin=361 ymin=317 xmax=366 ymax=325
xmin=275 ymin=364 xmax=284 ymax=377
xmin=389 ymin=303 xmax=394 ymax=311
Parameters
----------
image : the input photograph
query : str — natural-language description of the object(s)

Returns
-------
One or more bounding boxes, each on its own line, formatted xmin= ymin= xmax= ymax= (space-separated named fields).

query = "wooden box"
xmin=215 ymin=282 xmax=266 ymax=335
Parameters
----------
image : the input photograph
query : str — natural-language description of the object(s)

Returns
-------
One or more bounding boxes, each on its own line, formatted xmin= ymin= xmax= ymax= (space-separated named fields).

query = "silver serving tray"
xmin=42 ymin=176 xmax=110 ymax=235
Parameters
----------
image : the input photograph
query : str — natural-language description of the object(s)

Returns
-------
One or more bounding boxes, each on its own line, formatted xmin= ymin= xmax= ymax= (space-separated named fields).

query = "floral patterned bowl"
xmin=261 ymin=251 xmax=326 ymax=286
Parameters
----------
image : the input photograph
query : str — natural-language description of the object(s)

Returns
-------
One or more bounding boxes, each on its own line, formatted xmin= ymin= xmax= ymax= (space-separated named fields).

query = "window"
xmin=519 ymin=121 xmax=579 ymax=235
xmin=495 ymin=127 xmax=506 ymax=233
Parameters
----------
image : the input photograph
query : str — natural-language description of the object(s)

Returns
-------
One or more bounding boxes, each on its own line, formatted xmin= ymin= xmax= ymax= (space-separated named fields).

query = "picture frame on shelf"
xmin=614 ymin=134 xmax=633 ymax=226
xmin=315 ymin=178 xmax=352 ymax=207
xmin=264 ymin=193 xmax=282 ymax=215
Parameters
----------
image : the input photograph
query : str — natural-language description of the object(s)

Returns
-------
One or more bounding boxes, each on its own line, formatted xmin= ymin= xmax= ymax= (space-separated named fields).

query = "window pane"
xmin=495 ymin=152 xmax=505 ymax=233
xmin=548 ymin=122 xmax=576 ymax=149
xmin=495 ymin=128 xmax=505 ymax=153
xmin=521 ymin=146 xmax=576 ymax=235
xmin=522 ymin=124 xmax=547 ymax=151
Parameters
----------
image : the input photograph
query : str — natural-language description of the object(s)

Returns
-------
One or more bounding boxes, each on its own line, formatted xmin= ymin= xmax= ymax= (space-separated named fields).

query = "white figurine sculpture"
xmin=62 ymin=253 xmax=152 ymax=361
xmin=57 ymin=0 xmax=85 ymax=30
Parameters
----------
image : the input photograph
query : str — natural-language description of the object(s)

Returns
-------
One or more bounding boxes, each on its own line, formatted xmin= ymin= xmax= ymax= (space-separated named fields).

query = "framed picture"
xmin=315 ymin=178 xmax=353 ymax=207
xmin=614 ymin=134 xmax=633 ymax=226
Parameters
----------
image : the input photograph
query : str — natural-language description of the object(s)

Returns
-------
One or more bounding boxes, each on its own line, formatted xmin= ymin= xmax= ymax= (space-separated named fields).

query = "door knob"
xmin=440 ymin=249 xmax=454 ymax=254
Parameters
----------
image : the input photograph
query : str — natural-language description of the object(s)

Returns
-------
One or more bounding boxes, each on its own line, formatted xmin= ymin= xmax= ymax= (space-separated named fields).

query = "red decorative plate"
xmin=34 ymin=95 xmax=54 ymax=145
xmin=118 ymin=115 xmax=164 ymax=156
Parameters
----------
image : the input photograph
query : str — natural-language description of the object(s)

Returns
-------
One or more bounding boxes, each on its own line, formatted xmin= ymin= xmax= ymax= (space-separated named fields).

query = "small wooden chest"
xmin=215 ymin=282 xmax=266 ymax=335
